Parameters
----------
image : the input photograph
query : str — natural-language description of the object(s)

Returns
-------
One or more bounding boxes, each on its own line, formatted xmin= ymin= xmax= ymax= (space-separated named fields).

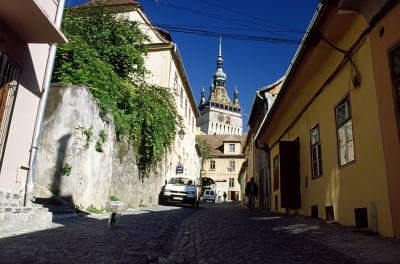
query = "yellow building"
xmin=197 ymin=135 xmax=245 ymax=201
xmin=255 ymin=0 xmax=400 ymax=237
xmin=245 ymin=78 xmax=283 ymax=209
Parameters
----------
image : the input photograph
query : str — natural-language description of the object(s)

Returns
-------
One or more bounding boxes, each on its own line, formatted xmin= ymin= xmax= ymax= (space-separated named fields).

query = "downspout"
xmin=25 ymin=0 xmax=66 ymax=206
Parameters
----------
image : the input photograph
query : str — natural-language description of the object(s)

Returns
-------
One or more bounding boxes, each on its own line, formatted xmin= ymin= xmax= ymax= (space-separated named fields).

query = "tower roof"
xmin=213 ymin=36 xmax=227 ymax=82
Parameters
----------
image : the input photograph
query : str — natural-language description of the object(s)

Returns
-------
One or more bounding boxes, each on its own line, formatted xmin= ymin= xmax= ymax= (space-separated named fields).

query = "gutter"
xmin=254 ymin=2 xmax=326 ymax=142
xmin=25 ymin=0 xmax=66 ymax=206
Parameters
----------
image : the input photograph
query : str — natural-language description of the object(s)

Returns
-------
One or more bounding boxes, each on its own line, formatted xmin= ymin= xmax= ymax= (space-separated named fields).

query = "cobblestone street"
xmin=1 ymin=203 xmax=400 ymax=264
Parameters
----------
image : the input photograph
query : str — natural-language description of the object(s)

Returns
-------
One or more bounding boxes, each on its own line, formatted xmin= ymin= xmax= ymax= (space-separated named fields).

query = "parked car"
xmin=203 ymin=189 xmax=216 ymax=203
xmin=162 ymin=177 xmax=200 ymax=207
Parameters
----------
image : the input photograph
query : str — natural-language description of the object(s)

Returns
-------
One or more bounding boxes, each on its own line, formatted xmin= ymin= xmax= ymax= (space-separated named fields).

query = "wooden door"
xmin=279 ymin=140 xmax=301 ymax=209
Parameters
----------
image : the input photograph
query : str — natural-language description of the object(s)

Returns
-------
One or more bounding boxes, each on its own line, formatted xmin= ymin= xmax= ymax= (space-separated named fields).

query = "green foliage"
xmin=53 ymin=7 xmax=181 ymax=173
xmin=196 ymin=138 xmax=212 ymax=162
xmin=86 ymin=205 xmax=104 ymax=214
xmin=95 ymin=140 xmax=103 ymax=152
xmin=61 ymin=163 xmax=72 ymax=176
xmin=99 ymin=130 xmax=108 ymax=143
xmin=196 ymin=138 xmax=212 ymax=188
xmin=109 ymin=195 xmax=119 ymax=201
xmin=83 ymin=126 xmax=93 ymax=149
xmin=132 ymin=86 xmax=182 ymax=172
xmin=60 ymin=7 xmax=148 ymax=80
xmin=139 ymin=200 xmax=148 ymax=207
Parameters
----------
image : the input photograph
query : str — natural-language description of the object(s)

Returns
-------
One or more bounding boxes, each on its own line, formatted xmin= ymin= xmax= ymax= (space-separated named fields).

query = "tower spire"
xmin=213 ymin=36 xmax=226 ymax=86
xmin=218 ymin=35 xmax=222 ymax=58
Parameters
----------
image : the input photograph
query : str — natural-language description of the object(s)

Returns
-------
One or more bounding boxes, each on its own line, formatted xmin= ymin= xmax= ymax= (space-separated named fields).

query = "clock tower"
xmin=198 ymin=37 xmax=242 ymax=135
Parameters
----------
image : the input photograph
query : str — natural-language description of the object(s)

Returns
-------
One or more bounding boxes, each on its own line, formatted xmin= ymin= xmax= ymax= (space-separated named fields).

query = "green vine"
xmin=61 ymin=163 xmax=72 ymax=176
xmin=53 ymin=7 xmax=182 ymax=173
xmin=83 ymin=126 xmax=93 ymax=149
xmin=99 ymin=130 xmax=108 ymax=143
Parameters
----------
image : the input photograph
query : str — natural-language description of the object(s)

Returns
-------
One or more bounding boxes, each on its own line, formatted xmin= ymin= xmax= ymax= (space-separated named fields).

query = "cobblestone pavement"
xmin=1 ymin=202 xmax=400 ymax=263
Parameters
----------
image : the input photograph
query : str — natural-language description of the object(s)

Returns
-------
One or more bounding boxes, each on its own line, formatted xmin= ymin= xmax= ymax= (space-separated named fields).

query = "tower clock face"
xmin=217 ymin=113 xmax=225 ymax=122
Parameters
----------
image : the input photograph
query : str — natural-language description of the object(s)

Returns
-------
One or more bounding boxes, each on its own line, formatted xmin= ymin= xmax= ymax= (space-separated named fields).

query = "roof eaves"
xmin=254 ymin=2 xmax=327 ymax=142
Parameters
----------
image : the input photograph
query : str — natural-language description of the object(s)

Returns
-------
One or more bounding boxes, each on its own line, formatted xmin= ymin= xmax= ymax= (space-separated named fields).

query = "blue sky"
xmin=66 ymin=0 xmax=318 ymax=128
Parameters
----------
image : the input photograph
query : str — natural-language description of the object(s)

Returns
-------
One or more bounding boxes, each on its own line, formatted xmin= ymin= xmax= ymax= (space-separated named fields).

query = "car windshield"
xmin=168 ymin=177 xmax=195 ymax=185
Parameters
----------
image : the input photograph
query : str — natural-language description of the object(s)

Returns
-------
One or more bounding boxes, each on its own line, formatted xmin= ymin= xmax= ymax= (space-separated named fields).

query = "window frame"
xmin=229 ymin=177 xmax=234 ymax=188
xmin=335 ymin=96 xmax=356 ymax=167
xmin=229 ymin=160 xmax=235 ymax=171
xmin=273 ymin=155 xmax=279 ymax=190
xmin=209 ymin=160 xmax=216 ymax=171
xmin=310 ymin=124 xmax=323 ymax=179
xmin=229 ymin=143 xmax=235 ymax=152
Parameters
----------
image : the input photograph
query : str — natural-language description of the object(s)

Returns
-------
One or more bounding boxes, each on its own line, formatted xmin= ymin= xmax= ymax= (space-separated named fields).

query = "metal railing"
xmin=0 ymin=51 xmax=20 ymax=171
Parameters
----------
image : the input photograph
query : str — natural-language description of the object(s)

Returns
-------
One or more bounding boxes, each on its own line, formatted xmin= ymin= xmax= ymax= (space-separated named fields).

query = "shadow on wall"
xmin=51 ymin=133 xmax=71 ymax=196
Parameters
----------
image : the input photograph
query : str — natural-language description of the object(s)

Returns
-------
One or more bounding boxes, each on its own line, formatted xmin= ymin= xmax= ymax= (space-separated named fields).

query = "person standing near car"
xmin=245 ymin=177 xmax=258 ymax=210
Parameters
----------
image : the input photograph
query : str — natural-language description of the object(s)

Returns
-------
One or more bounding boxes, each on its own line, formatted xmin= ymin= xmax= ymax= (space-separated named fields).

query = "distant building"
xmin=197 ymin=134 xmax=245 ymax=201
xmin=196 ymin=38 xmax=245 ymax=201
xmin=242 ymin=78 xmax=283 ymax=209
xmin=197 ymin=37 xmax=242 ymax=136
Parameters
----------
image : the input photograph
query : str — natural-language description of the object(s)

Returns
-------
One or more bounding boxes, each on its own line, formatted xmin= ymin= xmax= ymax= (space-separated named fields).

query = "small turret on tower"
xmin=200 ymin=86 xmax=206 ymax=105
xmin=233 ymin=86 xmax=240 ymax=107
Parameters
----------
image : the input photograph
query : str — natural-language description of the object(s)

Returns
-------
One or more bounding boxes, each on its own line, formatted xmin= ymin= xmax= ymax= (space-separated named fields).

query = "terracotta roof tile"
xmin=196 ymin=134 xmax=246 ymax=155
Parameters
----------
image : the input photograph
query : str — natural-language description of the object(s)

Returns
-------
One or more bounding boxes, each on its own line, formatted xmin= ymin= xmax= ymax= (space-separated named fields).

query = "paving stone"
xmin=0 ymin=204 xmax=400 ymax=263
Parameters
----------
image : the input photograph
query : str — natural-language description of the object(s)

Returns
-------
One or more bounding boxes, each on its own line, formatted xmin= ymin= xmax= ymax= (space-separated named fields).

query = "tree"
xmin=53 ymin=7 xmax=182 ymax=174
xmin=196 ymin=138 xmax=212 ymax=193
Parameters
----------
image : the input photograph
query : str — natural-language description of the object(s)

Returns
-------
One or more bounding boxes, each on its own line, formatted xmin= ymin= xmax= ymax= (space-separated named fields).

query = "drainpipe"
xmin=25 ymin=0 xmax=66 ymax=206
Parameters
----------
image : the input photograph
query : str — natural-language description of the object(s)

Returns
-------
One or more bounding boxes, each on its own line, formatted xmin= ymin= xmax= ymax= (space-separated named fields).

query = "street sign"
xmin=176 ymin=164 xmax=184 ymax=174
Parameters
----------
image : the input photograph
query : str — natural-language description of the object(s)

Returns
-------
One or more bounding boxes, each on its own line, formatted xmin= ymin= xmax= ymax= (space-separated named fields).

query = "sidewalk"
xmin=255 ymin=208 xmax=400 ymax=264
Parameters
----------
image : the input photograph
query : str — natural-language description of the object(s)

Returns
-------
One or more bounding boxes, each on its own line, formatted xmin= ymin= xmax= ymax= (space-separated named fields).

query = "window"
xmin=226 ymin=116 xmax=231 ymax=124
xmin=229 ymin=177 xmax=234 ymax=188
xmin=335 ymin=97 xmax=355 ymax=166
xmin=389 ymin=44 xmax=400 ymax=135
xmin=310 ymin=125 xmax=323 ymax=178
xmin=229 ymin=143 xmax=235 ymax=152
xmin=229 ymin=160 xmax=235 ymax=171
xmin=273 ymin=155 xmax=279 ymax=190
xmin=0 ymin=52 xmax=20 ymax=170
xmin=210 ymin=160 xmax=215 ymax=170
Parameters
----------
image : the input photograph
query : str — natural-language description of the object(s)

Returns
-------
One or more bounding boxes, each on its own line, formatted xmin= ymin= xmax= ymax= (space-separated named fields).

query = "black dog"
xmin=108 ymin=212 xmax=118 ymax=229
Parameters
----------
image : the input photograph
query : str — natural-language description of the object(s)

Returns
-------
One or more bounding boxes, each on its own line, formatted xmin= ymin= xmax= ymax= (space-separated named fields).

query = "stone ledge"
xmin=0 ymin=209 xmax=53 ymax=234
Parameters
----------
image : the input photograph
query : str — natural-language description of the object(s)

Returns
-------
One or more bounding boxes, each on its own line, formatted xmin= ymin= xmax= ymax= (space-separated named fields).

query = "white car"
xmin=162 ymin=177 xmax=200 ymax=207
xmin=203 ymin=189 xmax=216 ymax=203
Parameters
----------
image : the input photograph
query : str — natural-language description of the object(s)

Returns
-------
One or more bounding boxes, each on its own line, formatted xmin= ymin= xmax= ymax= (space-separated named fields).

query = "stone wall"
xmin=35 ymin=84 xmax=164 ymax=209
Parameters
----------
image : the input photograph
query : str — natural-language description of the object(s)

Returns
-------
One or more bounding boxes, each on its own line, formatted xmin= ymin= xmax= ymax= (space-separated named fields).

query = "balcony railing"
xmin=0 ymin=51 xmax=21 ymax=170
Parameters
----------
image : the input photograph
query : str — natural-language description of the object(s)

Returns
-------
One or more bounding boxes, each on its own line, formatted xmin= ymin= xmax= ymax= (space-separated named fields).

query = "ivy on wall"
xmin=53 ymin=7 xmax=182 ymax=174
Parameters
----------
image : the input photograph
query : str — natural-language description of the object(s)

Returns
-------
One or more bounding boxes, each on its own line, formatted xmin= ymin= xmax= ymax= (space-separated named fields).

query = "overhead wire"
xmin=147 ymin=0 xmax=293 ymax=32
xmin=144 ymin=0 xmax=305 ymax=44
xmin=197 ymin=0 xmax=302 ymax=32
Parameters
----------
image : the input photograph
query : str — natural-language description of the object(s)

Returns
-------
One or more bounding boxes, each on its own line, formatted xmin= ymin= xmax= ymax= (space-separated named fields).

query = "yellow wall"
xmin=203 ymin=156 xmax=244 ymax=199
xmin=370 ymin=3 xmax=400 ymax=238
xmin=265 ymin=10 xmax=394 ymax=236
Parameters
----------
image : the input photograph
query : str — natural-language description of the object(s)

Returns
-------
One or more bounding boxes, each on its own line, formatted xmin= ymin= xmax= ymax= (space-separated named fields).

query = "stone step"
xmin=0 ymin=207 xmax=53 ymax=234
xmin=34 ymin=197 xmax=76 ymax=214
